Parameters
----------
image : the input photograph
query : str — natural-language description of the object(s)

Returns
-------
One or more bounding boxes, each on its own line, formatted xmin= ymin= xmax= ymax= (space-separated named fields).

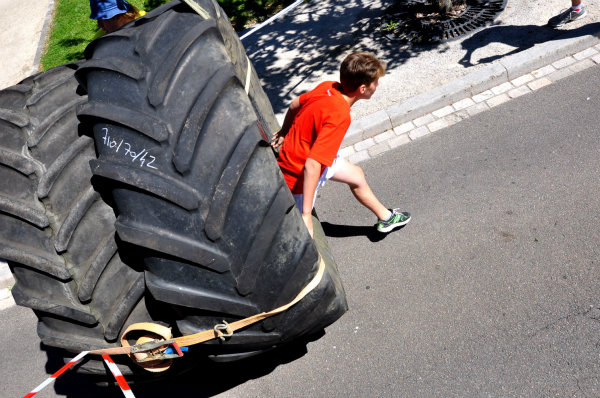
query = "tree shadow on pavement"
xmin=459 ymin=21 xmax=600 ymax=67
xmin=47 ymin=334 xmax=321 ymax=397
xmin=242 ymin=0 xmax=449 ymax=117
xmin=244 ymin=0 xmax=599 ymax=117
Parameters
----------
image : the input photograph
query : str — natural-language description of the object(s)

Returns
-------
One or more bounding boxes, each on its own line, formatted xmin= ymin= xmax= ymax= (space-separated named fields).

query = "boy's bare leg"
xmin=330 ymin=161 xmax=391 ymax=221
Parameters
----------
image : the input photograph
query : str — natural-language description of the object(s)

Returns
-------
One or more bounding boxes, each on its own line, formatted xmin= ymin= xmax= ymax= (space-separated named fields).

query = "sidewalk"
xmin=242 ymin=0 xmax=599 ymax=122
xmin=0 ymin=0 xmax=599 ymax=310
xmin=0 ymin=0 xmax=53 ymax=89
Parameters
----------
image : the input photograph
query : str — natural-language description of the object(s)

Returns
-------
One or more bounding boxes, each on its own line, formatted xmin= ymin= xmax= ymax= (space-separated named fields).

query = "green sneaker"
xmin=376 ymin=209 xmax=411 ymax=233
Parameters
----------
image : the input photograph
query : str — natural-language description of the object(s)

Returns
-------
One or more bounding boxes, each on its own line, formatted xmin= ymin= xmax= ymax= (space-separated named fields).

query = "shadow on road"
xmin=459 ymin=21 xmax=600 ymax=66
xmin=321 ymin=221 xmax=408 ymax=242
xmin=45 ymin=332 xmax=323 ymax=397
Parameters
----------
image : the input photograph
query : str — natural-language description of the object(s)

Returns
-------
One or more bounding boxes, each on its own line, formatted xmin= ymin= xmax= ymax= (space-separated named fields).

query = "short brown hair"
xmin=340 ymin=51 xmax=386 ymax=92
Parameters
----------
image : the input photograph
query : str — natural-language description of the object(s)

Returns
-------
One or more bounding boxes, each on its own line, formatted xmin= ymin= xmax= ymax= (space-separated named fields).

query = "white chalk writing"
xmin=101 ymin=128 xmax=158 ymax=169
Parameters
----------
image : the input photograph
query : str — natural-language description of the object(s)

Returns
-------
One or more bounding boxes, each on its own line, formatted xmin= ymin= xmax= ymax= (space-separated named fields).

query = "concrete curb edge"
xmin=32 ymin=0 xmax=55 ymax=77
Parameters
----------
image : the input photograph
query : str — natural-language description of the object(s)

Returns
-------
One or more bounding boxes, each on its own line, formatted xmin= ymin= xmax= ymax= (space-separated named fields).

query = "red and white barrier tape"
xmin=22 ymin=351 xmax=136 ymax=398
xmin=22 ymin=351 xmax=89 ymax=398
xmin=102 ymin=354 xmax=136 ymax=398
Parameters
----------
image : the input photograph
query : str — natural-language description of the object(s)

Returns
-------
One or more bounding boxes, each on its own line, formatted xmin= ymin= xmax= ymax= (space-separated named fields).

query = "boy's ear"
xmin=358 ymin=84 xmax=367 ymax=95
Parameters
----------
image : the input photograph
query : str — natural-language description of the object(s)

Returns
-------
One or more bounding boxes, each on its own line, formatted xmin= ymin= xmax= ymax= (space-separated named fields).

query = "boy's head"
xmin=339 ymin=51 xmax=386 ymax=97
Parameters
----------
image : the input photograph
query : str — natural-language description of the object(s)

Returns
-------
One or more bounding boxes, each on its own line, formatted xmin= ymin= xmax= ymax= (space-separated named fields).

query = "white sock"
xmin=382 ymin=209 xmax=393 ymax=222
xmin=571 ymin=3 xmax=583 ymax=11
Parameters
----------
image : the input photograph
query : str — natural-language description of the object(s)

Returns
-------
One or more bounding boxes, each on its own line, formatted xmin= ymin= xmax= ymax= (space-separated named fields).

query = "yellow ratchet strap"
xmin=89 ymin=256 xmax=326 ymax=371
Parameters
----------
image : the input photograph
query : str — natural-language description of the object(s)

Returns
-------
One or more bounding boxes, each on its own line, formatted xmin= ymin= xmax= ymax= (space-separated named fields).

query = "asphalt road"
xmin=2 ymin=66 xmax=600 ymax=398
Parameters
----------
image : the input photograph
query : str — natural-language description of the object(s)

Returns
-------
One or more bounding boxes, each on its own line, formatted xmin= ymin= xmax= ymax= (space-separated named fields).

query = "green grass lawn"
xmin=41 ymin=0 xmax=295 ymax=71
xmin=41 ymin=0 xmax=148 ymax=71
xmin=218 ymin=0 xmax=296 ymax=31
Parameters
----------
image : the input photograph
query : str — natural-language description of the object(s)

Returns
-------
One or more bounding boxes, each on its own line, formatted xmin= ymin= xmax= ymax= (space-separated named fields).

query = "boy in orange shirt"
xmin=272 ymin=51 xmax=410 ymax=236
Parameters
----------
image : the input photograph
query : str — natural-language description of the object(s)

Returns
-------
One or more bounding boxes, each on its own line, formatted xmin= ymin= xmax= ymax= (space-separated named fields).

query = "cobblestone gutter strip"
xmin=342 ymin=38 xmax=600 ymax=164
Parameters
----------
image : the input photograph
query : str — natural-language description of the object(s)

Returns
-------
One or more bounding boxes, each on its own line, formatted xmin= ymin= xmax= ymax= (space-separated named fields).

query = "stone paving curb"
xmin=342 ymin=24 xmax=600 ymax=150
xmin=341 ymin=30 xmax=600 ymax=164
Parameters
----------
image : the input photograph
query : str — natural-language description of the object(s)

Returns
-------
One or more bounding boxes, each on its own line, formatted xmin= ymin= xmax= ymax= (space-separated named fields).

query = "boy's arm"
xmin=301 ymin=157 xmax=321 ymax=237
xmin=271 ymin=97 xmax=301 ymax=149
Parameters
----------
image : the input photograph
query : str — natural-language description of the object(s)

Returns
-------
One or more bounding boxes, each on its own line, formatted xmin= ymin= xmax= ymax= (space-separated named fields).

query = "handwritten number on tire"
xmin=101 ymin=128 xmax=158 ymax=169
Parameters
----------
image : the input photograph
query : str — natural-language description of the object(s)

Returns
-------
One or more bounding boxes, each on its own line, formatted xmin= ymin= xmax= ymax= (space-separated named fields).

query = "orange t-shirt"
xmin=277 ymin=81 xmax=351 ymax=194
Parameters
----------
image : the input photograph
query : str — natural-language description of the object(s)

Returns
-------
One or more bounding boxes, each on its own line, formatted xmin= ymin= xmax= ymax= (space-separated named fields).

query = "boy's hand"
xmin=302 ymin=213 xmax=314 ymax=238
xmin=271 ymin=130 xmax=285 ymax=149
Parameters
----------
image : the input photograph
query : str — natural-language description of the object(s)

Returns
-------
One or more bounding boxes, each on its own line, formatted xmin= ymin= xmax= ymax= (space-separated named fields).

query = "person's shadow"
xmin=459 ymin=21 xmax=600 ymax=67
xmin=321 ymin=221 xmax=408 ymax=242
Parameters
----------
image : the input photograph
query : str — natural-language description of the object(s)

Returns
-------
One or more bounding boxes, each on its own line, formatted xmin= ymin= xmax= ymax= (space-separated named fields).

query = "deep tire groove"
xmin=90 ymin=159 xmax=200 ymax=210
xmin=37 ymin=136 xmax=91 ymax=199
xmin=0 ymin=148 xmax=37 ymax=175
xmin=135 ymin=7 xmax=179 ymax=56
xmin=27 ymin=97 xmax=85 ymax=147
xmin=78 ymin=236 xmax=117 ymax=302
xmin=54 ymin=186 xmax=100 ymax=253
xmin=0 ymin=108 xmax=29 ymax=127
xmin=205 ymin=122 xmax=261 ymax=241
xmin=77 ymin=57 xmax=145 ymax=81
xmin=0 ymin=245 xmax=70 ymax=279
xmin=104 ymin=273 xmax=145 ymax=340
xmin=0 ymin=196 xmax=49 ymax=228
xmin=78 ymin=102 xmax=169 ymax=143
xmin=148 ymin=18 xmax=218 ymax=107
xmin=173 ymin=66 xmax=237 ymax=173
xmin=114 ymin=218 xmax=230 ymax=272
xmin=25 ymin=72 xmax=75 ymax=106
xmin=235 ymin=184 xmax=289 ymax=295
xmin=11 ymin=284 xmax=98 ymax=325
xmin=83 ymin=33 xmax=134 ymax=62
xmin=145 ymin=270 xmax=260 ymax=316
xmin=261 ymin=240 xmax=317 ymax=331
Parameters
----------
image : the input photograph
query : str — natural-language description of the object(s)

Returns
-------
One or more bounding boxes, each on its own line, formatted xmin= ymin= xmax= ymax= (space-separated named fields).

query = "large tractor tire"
xmin=0 ymin=64 xmax=165 ymax=376
xmin=77 ymin=0 xmax=347 ymax=359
